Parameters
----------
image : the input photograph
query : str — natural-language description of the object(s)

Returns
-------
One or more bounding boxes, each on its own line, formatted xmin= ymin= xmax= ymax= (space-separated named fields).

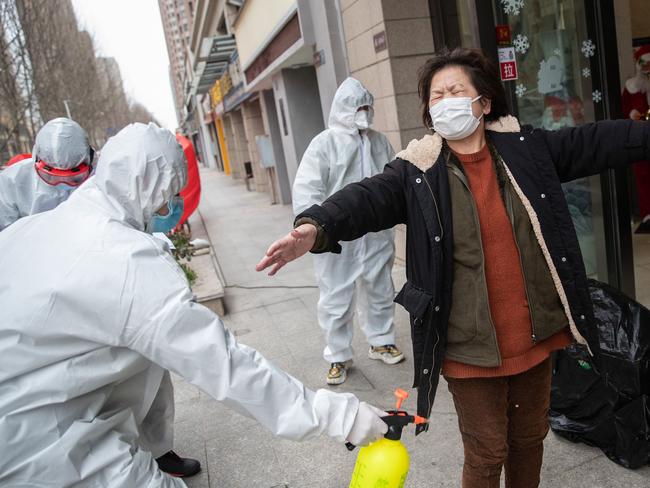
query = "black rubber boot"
xmin=156 ymin=450 xmax=201 ymax=478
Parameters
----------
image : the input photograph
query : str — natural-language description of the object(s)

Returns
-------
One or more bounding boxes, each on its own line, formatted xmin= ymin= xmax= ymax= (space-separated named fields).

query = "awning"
xmin=193 ymin=35 xmax=237 ymax=95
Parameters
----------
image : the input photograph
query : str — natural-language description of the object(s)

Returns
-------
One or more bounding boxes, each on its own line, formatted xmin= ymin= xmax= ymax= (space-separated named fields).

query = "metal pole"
xmin=63 ymin=100 xmax=72 ymax=119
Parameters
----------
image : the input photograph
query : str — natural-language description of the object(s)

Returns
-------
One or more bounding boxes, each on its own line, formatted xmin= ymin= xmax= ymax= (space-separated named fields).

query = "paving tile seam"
xmin=545 ymin=453 xmax=605 ymax=479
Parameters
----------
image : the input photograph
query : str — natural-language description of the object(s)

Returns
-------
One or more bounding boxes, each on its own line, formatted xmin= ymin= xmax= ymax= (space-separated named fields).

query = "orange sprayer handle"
xmin=394 ymin=388 xmax=409 ymax=410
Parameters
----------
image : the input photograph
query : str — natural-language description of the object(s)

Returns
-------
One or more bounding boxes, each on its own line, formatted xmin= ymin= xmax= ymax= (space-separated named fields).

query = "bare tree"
xmin=0 ymin=0 xmax=40 ymax=160
xmin=0 ymin=0 xmax=162 ymax=161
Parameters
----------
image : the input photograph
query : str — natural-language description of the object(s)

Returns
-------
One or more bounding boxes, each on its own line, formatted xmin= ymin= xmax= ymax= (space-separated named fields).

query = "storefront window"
xmin=455 ymin=0 xmax=480 ymax=48
xmin=499 ymin=0 xmax=607 ymax=280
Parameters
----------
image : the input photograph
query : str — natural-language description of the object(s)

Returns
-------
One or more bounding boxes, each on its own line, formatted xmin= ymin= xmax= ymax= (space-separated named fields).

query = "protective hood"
xmin=328 ymin=77 xmax=374 ymax=134
xmin=32 ymin=117 xmax=91 ymax=170
xmin=93 ymin=123 xmax=187 ymax=231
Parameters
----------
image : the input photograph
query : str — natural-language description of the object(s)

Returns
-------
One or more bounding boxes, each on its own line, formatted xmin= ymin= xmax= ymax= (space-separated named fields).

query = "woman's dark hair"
xmin=418 ymin=47 xmax=510 ymax=129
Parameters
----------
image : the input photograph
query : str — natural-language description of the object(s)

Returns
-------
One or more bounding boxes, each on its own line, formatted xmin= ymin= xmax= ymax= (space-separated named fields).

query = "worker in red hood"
xmin=5 ymin=153 xmax=32 ymax=167
xmin=621 ymin=44 xmax=650 ymax=233
xmin=174 ymin=133 xmax=201 ymax=229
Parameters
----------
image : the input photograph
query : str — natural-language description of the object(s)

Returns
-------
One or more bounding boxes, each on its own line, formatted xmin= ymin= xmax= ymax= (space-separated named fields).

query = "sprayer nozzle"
xmin=394 ymin=388 xmax=409 ymax=410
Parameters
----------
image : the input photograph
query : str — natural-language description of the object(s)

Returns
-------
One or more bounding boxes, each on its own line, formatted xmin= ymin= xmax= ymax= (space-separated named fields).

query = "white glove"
xmin=345 ymin=402 xmax=388 ymax=447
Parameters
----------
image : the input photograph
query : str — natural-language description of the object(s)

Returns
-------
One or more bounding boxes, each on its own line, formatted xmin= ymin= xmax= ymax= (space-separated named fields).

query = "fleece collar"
xmin=395 ymin=115 xmax=521 ymax=172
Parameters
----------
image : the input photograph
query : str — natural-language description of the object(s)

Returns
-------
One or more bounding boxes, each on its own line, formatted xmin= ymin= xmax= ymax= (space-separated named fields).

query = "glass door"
xmin=493 ymin=0 xmax=608 ymax=280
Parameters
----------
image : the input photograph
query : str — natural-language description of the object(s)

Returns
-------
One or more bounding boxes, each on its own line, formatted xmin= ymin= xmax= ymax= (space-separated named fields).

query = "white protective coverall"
xmin=292 ymin=77 xmax=397 ymax=363
xmin=0 ymin=123 xmax=361 ymax=488
xmin=0 ymin=117 xmax=92 ymax=230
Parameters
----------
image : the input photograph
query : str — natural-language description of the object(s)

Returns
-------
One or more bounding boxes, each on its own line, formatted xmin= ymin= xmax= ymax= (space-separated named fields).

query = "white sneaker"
xmin=368 ymin=344 xmax=405 ymax=365
xmin=327 ymin=362 xmax=348 ymax=385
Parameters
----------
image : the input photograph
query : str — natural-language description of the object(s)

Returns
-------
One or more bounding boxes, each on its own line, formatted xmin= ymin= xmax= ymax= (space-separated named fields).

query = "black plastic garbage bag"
xmin=550 ymin=279 xmax=650 ymax=469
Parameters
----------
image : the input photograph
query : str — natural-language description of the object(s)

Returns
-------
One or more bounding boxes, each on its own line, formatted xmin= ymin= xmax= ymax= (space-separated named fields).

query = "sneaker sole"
xmin=368 ymin=351 xmax=405 ymax=365
xmin=327 ymin=374 xmax=347 ymax=385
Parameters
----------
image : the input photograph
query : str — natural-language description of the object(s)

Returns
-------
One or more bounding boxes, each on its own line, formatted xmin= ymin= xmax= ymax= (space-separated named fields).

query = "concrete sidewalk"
xmin=173 ymin=169 xmax=650 ymax=488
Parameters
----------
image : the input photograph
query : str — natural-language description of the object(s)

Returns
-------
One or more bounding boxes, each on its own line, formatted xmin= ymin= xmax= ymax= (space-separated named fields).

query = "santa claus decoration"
xmin=621 ymin=44 xmax=650 ymax=233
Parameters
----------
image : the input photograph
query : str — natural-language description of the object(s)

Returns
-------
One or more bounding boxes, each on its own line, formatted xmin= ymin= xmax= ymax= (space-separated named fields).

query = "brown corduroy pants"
xmin=445 ymin=358 xmax=553 ymax=488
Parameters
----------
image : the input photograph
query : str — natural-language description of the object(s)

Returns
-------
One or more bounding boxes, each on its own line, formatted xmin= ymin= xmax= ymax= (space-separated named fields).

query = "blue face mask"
xmin=57 ymin=183 xmax=76 ymax=193
xmin=146 ymin=196 xmax=184 ymax=234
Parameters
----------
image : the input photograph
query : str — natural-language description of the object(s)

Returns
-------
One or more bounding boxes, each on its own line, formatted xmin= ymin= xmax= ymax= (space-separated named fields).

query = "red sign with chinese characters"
xmin=498 ymin=46 xmax=518 ymax=81
xmin=496 ymin=24 xmax=511 ymax=45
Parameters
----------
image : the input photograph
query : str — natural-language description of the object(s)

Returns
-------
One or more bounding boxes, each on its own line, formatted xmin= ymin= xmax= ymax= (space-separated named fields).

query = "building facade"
xmin=158 ymin=0 xmax=193 ymax=126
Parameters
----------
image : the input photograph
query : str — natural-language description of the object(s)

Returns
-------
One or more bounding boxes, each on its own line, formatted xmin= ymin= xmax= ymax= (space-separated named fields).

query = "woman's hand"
xmin=256 ymin=224 xmax=318 ymax=276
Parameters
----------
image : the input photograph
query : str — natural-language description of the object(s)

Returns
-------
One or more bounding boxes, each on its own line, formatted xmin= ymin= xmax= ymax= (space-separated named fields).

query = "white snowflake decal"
xmin=581 ymin=40 xmax=596 ymax=58
xmin=513 ymin=34 xmax=530 ymax=54
xmin=501 ymin=0 xmax=525 ymax=16
xmin=582 ymin=67 xmax=591 ymax=78
xmin=592 ymin=90 xmax=602 ymax=103
xmin=553 ymin=48 xmax=562 ymax=56
xmin=516 ymin=84 xmax=527 ymax=98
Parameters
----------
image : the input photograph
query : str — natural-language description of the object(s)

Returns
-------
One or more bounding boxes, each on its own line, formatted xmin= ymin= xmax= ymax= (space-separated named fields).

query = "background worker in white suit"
xmin=292 ymin=78 xmax=404 ymax=385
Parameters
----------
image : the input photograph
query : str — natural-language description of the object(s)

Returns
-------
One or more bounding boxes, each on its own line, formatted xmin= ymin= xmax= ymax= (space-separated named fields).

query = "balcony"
xmin=190 ymin=35 xmax=237 ymax=96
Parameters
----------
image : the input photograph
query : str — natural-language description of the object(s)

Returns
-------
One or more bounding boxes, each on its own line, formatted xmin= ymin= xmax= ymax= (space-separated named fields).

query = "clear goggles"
xmin=35 ymin=160 xmax=92 ymax=187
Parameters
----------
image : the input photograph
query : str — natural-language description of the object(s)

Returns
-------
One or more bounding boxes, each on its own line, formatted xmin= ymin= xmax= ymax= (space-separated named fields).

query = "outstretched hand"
xmin=255 ymin=224 xmax=317 ymax=276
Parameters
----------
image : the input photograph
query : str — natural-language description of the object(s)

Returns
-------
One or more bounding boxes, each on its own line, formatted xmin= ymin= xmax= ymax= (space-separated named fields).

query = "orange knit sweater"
xmin=443 ymin=144 xmax=571 ymax=379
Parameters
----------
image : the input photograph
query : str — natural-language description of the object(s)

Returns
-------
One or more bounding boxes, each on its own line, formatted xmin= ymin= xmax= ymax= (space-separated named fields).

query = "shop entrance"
xmin=429 ymin=0 xmax=648 ymax=304
xmin=473 ymin=0 xmax=645 ymax=303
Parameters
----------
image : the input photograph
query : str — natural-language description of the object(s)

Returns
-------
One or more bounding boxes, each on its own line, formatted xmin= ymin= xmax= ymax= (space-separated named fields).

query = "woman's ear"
xmin=481 ymin=97 xmax=492 ymax=116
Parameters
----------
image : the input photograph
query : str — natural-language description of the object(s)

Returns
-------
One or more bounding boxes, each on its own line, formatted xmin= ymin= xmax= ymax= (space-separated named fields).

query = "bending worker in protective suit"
xmin=0 ymin=118 xmax=196 ymax=476
xmin=0 ymin=117 xmax=94 ymax=231
xmin=292 ymin=77 xmax=404 ymax=385
xmin=0 ymin=123 xmax=387 ymax=488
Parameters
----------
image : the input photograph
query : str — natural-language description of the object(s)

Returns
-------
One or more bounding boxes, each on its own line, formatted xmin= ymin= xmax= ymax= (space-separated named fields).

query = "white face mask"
xmin=428 ymin=95 xmax=483 ymax=140
xmin=354 ymin=109 xmax=373 ymax=130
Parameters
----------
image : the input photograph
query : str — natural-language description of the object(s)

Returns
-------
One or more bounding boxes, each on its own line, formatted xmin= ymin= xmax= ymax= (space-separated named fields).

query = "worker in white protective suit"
xmin=0 ymin=123 xmax=387 ymax=488
xmin=0 ymin=117 xmax=94 ymax=231
xmin=292 ymin=77 xmax=404 ymax=386
xmin=0 ymin=118 xmax=198 ymax=477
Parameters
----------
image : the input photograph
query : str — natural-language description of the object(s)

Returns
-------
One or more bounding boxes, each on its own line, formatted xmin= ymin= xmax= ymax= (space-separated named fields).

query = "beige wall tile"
xmin=342 ymin=0 xmax=373 ymax=41
xmin=352 ymin=59 xmax=394 ymax=101
xmin=381 ymin=0 xmax=429 ymax=20
xmin=348 ymin=25 xmax=393 ymax=73
xmin=369 ymin=0 xmax=384 ymax=29
xmin=376 ymin=58 xmax=395 ymax=98
xmin=352 ymin=64 xmax=380 ymax=98
xmin=385 ymin=18 xmax=434 ymax=57
xmin=346 ymin=35 xmax=362 ymax=73
xmin=373 ymin=95 xmax=400 ymax=133
xmin=396 ymin=92 xmax=423 ymax=131
xmin=390 ymin=54 xmax=432 ymax=96
xmin=348 ymin=29 xmax=377 ymax=72
xmin=353 ymin=59 xmax=393 ymax=99
xmin=340 ymin=0 xmax=359 ymax=12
